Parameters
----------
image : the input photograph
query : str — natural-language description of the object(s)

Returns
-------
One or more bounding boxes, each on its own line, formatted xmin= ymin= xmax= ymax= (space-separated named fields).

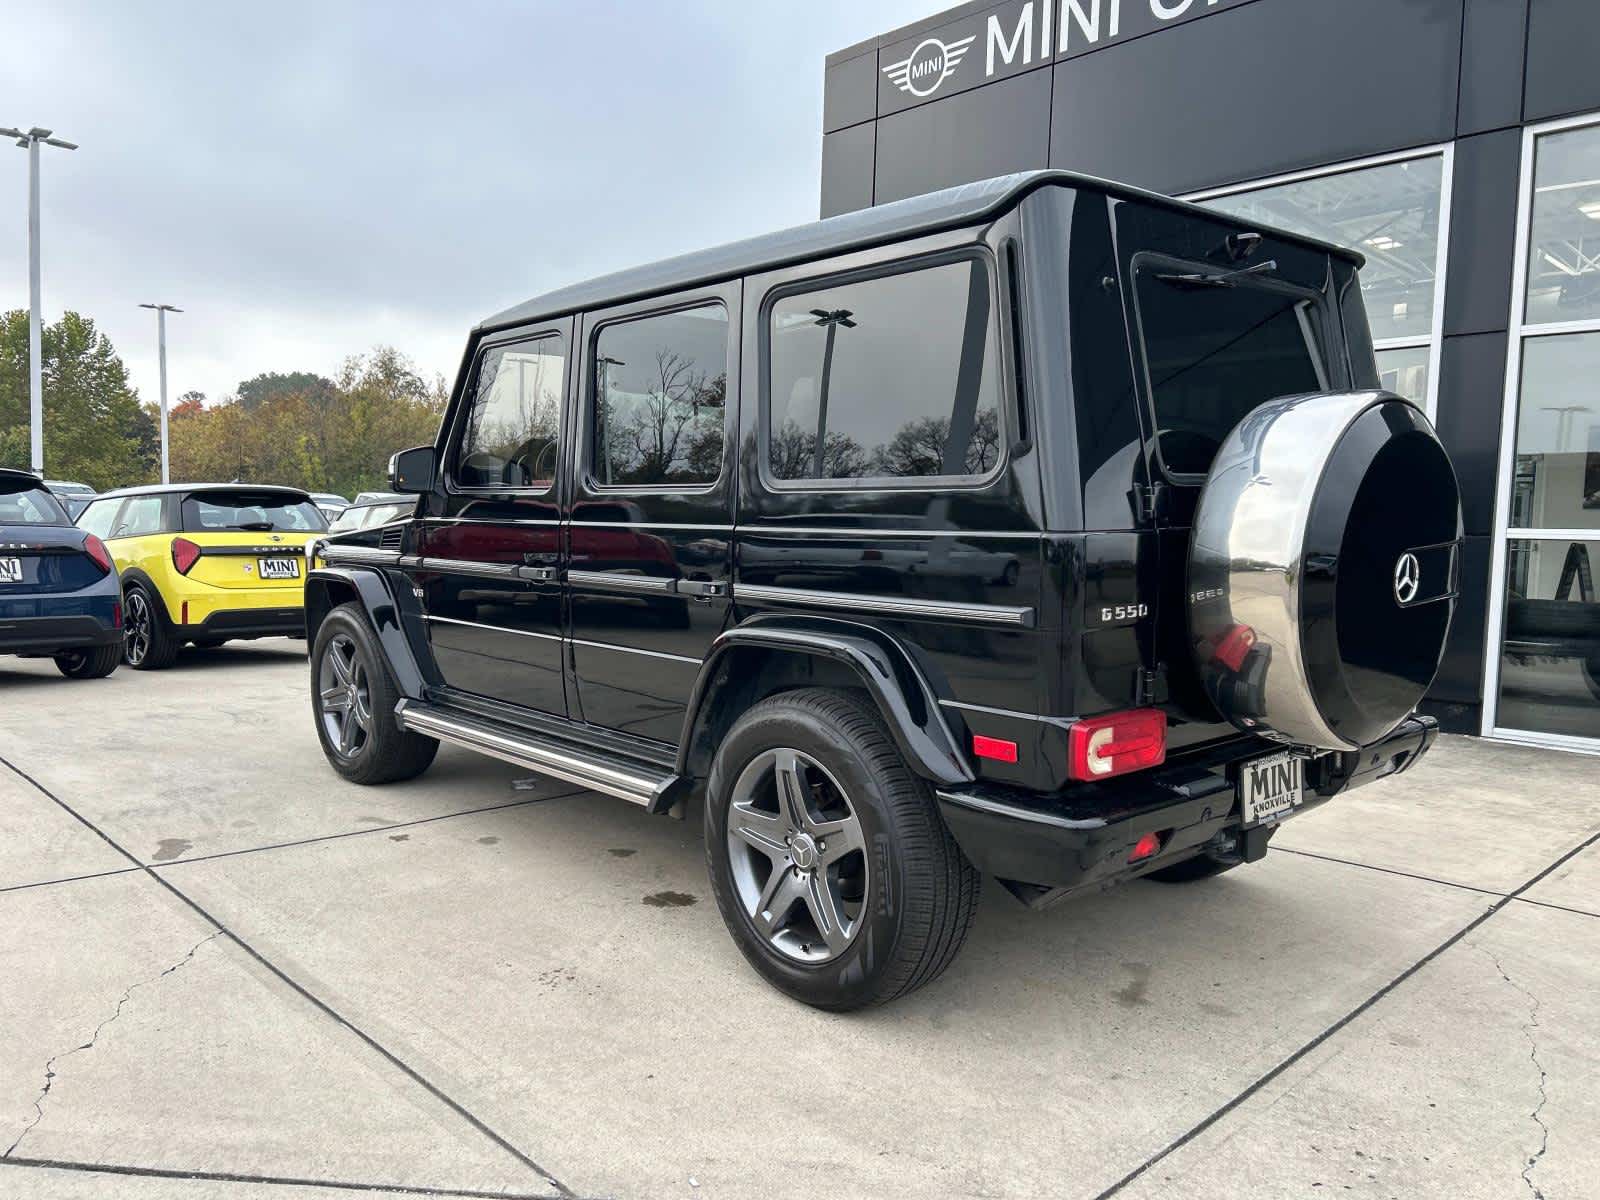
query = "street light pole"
xmin=139 ymin=303 xmax=182 ymax=484
xmin=2 ymin=126 xmax=77 ymax=476
xmin=808 ymin=308 xmax=855 ymax=478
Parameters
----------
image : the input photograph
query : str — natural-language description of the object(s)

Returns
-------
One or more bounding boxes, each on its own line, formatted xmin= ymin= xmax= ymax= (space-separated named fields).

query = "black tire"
xmin=1144 ymin=853 xmax=1240 ymax=883
xmin=54 ymin=642 xmax=122 ymax=679
xmin=705 ymin=687 xmax=979 ymax=1011
xmin=310 ymin=602 xmax=438 ymax=785
xmin=123 ymin=583 xmax=179 ymax=670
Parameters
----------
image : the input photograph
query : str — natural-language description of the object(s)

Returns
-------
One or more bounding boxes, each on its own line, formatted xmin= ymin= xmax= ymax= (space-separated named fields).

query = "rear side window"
xmin=592 ymin=304 xmax=728 ymax=488
xmin=0 ymin=481 xmax=68 ymax=525
xmin=766 ymin=258 xmax=1002 ymax=485
xmin=115 ymin=495 xmax=167 ymax=537
xmin=1135 ymin=264 xmax=1330 ymax=478
xmin=181 ymin=491 xmax=325 ymax=532
xmin=456 ymin=335 xmax=566 ymax=490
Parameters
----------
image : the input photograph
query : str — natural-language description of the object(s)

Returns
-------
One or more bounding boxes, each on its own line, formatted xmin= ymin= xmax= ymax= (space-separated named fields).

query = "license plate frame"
xmin=1238 ymin=750 xmax=1304 ymax=827
xmin=257 ymin=556 xmax=301 ymax=580
xmin=0 ymin=556 xmax=21 ymax=584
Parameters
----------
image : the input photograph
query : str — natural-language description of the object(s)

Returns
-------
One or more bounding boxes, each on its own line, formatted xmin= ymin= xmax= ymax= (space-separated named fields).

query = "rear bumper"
xmin=0 ymin=613 xmax=122 ymax=655
xmin=186 ymin=606 xmax=306 ymax=639
xmin=936 ymin=715 xmax=1437 ymax=900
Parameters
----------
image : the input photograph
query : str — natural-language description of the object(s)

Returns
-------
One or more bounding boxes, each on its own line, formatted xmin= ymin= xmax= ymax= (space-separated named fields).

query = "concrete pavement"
xmin=2 ymin=641 xmax=1596 ymax=1198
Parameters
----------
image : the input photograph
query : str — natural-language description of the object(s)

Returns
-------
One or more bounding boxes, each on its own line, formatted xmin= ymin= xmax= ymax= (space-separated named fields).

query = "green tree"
xmin=236 ymin=370 xmax=334 ymax=412
xmin=0 ymin=310 xmax=151 ymax=488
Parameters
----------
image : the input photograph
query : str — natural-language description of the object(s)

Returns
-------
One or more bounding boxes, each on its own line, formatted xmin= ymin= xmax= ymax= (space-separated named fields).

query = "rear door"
xmin=411 ymin=321 xmax=572 ymax=718
xmin=567 ymin=287 xmax=738 ymax=743
xmin=177 ymin=490 xmax=324 ymax=588
xmin=1115 ymin=199 xmax=1348 ymax=748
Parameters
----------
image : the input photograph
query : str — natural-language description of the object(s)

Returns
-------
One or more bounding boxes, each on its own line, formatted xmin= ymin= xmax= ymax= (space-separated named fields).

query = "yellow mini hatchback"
xmin=76 ymin=484 xmax=327 ymax=669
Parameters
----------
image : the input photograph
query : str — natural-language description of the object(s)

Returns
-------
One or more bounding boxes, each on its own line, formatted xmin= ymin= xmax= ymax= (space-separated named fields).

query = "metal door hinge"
xmin=1133 ymin=482 xmax=1167 ymax=524
xmin=1136 ymin=666 xmax=1167 ymax=706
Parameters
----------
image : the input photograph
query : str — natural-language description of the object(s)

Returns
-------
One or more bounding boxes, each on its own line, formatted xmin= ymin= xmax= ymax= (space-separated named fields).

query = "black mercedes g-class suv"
xmin=306 ymin=170 xmax=1460 ymax=1010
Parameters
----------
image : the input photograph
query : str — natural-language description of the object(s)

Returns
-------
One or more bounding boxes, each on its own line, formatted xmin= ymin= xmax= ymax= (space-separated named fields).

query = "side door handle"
xmin=677 ymin=579 xmax=727 ymax=599
xmin=517 ymin=566 xmax=560 ymax=583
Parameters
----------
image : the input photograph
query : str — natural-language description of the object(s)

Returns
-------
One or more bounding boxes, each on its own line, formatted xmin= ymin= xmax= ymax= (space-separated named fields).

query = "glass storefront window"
xmin=1202 ymin=155 xmax=1444 ymax=344
xmin=1511 ymin=332 xmax=1600 ymax=531
xmin=1525 ymin=125 xmax=1600 ymax=327
xmin=1497 ymin=538 xmax=1600 ymax=741
xmin=1375 ymin=344 xmax=1430 ymax=408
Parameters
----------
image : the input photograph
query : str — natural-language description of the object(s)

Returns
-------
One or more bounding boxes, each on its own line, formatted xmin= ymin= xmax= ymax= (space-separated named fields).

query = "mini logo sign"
xmin=1394 ymin=552 xmax=1421 ymax=606
xmin=883 ymin=34 xmax=976 ymax=98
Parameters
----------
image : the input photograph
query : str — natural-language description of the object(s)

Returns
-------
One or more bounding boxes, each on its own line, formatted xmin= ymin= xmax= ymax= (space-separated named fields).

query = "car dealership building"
xmin=821 ymin=0 xmax=1600 ymax=752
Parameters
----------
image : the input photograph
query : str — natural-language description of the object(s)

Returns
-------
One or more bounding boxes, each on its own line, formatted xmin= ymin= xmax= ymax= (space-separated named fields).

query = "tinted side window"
xmin=592 ymin=304 xmax=728 ymax=488
xmin=767 ymin=258 xmax=1002 ymax=484
xmin=456 ymin=336 xmax=566 ymax=490
xmin=77 ymin=498 xmax=122 ymax=538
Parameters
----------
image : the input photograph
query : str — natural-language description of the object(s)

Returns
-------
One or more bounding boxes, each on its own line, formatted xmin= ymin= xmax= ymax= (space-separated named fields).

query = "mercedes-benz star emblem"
xmin=1394 ymin=552 xmax=1421 ymax=605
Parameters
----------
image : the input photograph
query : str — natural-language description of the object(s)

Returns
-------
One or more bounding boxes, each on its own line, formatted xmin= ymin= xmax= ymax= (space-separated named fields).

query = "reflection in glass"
xmin=458 ymin=339 xmax=565 ymax=489
xmin=1511 ymin=332 xmax=1600 ymax=532
xmin=1375 ymin=345 xmax=1430 ymax=408
xmin=1526 ymin=124 xmax=1600 ymax=327
xmin=768 ymin=260 xmax=1001 ymax=482
xmin=1202 ymin=156 xmax=1444 ymax=343
xmin=593 ymin=305 xmax=728 ymax=487
xmin=1498 ymin=537 xmax=1600 ymax=740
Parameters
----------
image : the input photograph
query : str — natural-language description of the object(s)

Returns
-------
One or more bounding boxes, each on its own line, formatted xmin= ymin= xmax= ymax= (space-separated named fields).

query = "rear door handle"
xmin=517 ymin=566 xmax=560 ymax=583
xmin=677 ymin=579 xmax=727 ymax=599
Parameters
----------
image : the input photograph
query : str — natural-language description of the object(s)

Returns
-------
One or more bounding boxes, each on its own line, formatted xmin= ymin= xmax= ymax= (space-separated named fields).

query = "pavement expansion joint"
xmin=3 ymin=930 xmax=225 ymax=1158
xmin=1472 ymin=943 xmax=1552 ymax=1200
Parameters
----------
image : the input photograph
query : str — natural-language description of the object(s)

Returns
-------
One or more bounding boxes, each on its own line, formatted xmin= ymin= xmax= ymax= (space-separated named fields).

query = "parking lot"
xmin=0 ymin=642 xmax=1595 ymax=1200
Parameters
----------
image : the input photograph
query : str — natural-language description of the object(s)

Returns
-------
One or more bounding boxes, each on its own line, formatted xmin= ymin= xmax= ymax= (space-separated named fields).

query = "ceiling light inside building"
xmin=1366 ymin=235 xmax=1403 ymax=250
xmin=1580 ymin=200 xmax=1600 ymax=221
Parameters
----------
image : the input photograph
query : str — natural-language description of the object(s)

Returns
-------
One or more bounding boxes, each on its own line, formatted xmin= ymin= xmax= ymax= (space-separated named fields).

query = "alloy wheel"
xmin=725 ymin=747 xmax=870 ymax=964
xmin=318 ymin=633 xmax=373 ymax=758
xmin=124 ymin=590 xmax=152 ymax=666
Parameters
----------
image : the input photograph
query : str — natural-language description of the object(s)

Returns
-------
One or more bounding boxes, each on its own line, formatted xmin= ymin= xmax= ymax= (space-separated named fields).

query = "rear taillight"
xmin=172 ymin=537 xmax=201 ymax=575
xmin=82 ymin=533 xmax=113 ymax=575
xmin=1067 ymin=709 xmax=1167 ymax=781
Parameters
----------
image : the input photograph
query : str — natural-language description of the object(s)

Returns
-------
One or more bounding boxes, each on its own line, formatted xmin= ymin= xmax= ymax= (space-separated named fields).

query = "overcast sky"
xmin=1 ymin=1 xmax=932 ymax=408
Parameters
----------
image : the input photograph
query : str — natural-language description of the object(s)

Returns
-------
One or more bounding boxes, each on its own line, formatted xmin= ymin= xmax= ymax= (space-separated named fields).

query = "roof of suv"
xmin=90 ymin=482 xmax=314 ymax=501
xmin=0 ymin=468 xmax=44 ymax=486
xmin=481 ymin=169 xmax=1364 ymax=333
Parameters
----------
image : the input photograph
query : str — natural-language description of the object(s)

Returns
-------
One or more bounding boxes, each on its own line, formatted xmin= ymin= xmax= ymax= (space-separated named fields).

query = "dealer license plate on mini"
xmin=257 ymin=557 xmax=300 ymax=580
xmin=0 ymin=557 xmax=21 ymax=583
xmin=1239 ymin=751 xmax=1304 ymax=827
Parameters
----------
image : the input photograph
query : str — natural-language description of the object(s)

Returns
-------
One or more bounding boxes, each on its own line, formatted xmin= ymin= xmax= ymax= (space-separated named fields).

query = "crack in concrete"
xmin=3 ymin=930 xmax=224 ymax=1159
xmin=1476 ymin=944 xmax=1551 ymax=1200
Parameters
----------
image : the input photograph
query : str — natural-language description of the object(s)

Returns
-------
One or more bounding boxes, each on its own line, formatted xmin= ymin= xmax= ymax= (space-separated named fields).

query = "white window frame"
xmin=1184 ymin=143 xmax=1455 ymax=422
xmin=1481 ymin=111 xmax=1600 ymax=753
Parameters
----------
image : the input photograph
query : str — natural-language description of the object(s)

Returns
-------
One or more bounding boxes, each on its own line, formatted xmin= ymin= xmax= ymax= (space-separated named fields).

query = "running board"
xmin=394 ymin=700 xmax=683 ymax=812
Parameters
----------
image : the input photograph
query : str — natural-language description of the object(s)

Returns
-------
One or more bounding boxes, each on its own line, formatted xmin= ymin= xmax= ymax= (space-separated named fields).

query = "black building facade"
xmin=822 ymin=0 xmax=1600 ymax=753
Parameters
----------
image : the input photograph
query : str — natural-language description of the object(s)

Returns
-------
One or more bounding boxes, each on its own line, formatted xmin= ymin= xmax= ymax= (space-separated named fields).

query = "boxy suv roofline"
xmin=479 ymin=169 xmax=1364 ymax=333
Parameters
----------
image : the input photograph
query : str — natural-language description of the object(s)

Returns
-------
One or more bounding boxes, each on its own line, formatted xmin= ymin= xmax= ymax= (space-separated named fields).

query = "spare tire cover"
xmin=1188 ymin=391 xmax=1461 ymax=751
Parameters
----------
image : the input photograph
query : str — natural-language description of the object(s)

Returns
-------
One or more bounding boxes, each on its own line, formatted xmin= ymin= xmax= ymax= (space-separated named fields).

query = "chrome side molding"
xmin=736 ymin=583 xmax=1035 ymax=629
xmin=395 ymin=700 xmax=676 ymax=809
xmin=320 ymin=545 xmax=403 ymax=567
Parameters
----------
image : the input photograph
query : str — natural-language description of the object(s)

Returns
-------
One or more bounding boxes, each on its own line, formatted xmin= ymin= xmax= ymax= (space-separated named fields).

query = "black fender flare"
xmin=676 ymin=616 xmax=975 ymax=787
xmin=304 ymin=566 xmax=430 ymax=700
xmin=119 ymin=567 xmax=176 ymax=629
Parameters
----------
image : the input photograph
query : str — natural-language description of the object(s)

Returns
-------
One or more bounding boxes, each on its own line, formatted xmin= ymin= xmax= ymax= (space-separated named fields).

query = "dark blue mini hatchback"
xmin=0 ymin=468 xmax=123 ymax=678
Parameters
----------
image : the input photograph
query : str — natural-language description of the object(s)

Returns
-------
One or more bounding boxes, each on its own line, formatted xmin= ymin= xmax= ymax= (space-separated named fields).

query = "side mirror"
xmin=389 ymin=445 xmax=437 ymax=494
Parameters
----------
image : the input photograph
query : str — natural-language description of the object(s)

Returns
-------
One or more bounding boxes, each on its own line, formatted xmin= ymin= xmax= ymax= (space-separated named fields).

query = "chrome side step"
xmin=395 ymin=699 xmax=680 ymax=811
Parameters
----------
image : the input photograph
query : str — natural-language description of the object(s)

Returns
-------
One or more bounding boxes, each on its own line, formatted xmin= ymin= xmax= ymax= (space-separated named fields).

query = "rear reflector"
xmin=1128 ymin=831 xmax=1163 ymax=863
xmin=181 ymin=600 xmax=189 ymax=626
xmin=171 ymin=537 xmax=201 ymax=575
xmin=972 ymin=735 xmax=1019 ymax=764
xmin=112 ymin=602 xmax=122 ymax=630
xmin=1067 ymin=709 xmax=1167 ymax=781
xmin=82 ymin=533 xmax=113 ymax=575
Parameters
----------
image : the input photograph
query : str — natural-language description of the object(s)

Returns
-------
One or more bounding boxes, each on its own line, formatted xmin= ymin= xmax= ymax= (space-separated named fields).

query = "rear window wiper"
xmin=233 ymin=521 xmax=276 ymax=531
xmin=1154 ymin=259 xmax=1279 ymax=288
